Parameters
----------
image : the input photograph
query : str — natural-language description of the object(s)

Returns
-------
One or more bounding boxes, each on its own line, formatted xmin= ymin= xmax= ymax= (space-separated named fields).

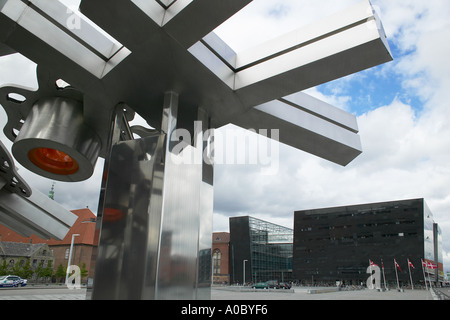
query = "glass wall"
xmin=423 ymin=202 xmax=434 ymax=264
xmin=423 ymin=202 xmax=444 ymax=283
xmin=248 ymin=217 xmax=293 ymax=282
xmin=229 ymin=216 xmax=293 ymax=284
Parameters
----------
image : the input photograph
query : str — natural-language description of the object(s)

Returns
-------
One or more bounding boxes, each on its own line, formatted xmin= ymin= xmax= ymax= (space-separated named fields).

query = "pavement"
xmin=211 ymin=286 xmax=434 ymax=300
xmin=0 ymin=285 xmax=435 ymax=300
xmin=0 ymin=286 xmax=87 ymax=300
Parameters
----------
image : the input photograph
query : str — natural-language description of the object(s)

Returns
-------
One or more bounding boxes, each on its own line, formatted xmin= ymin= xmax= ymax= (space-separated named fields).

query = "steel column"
xmin=89 ymin=93 xmax=213 ymax=299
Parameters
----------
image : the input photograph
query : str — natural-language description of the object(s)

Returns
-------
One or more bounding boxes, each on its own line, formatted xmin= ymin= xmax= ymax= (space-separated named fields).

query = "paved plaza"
xmin=0 ymin=286 xmax=436 ymax=300
xmin=211 ymin=286 xmax=434 ymax=300
xmin=0 ymin=287 xmax=87 ymax=300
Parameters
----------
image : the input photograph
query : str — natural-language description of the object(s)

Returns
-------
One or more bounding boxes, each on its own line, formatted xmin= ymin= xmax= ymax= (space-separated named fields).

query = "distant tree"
xmin=79 ymin=262 xmax=88 ymax=279
xmin=10 ymin=260 xmax=21 ymax=276
xmin=35 ymin=261 xmax=53 ymax=282
xmin=8 ymin=259 xmax=32 ymax=279
xmin=21 ymin=259 xmax=33 ymax=279
xmin=55 ymin=264 xmax=66 ymax=283
xmin=0 ymin=260 xmax=9 ymax=275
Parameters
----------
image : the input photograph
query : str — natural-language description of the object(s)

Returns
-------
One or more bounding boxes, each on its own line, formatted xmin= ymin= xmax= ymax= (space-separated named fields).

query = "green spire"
xmin=48 ymin=182 xmax=55 ymax=200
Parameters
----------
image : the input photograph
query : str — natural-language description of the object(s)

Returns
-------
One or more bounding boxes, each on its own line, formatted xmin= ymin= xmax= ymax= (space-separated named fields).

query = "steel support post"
xmin=88 ymin=92 xmax=213 ymax=300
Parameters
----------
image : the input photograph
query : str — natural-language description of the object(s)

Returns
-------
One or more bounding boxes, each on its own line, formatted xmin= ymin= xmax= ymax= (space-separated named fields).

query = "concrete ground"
xmin=211 ymin=286 xmax=434 ymax=300
xmin=0 ymin=285 xmax=434 ymax=300
xmin=0 ymin=287 xmax=87 ymax=300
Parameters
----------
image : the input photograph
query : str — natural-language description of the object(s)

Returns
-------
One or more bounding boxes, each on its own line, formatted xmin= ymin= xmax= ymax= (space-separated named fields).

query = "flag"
xmin=394 ymin=259 xmax=402 ymax=272
xmin=370 ymin=260 xmax=378 ymax=267
xmin=427 ymin=261 xmax=437 ymax=269
xmin=408 ymin=259 xmax=415 ymax=269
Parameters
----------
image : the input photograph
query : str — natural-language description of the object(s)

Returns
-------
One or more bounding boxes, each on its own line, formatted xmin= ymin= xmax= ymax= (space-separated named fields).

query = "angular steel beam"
xmin=0 ymin=188 xmax=77 ymax=240
xmin=0 ymin=42 xmax=14 ymax=56
xmin=131 ymin=0 xmax=253 ymax=48
xmin=0 ymin=141 xmax=77 ymax=239
xmin=0 ymin=0 xmax=130 ymax=78
xmin=233 ymin=92 xmax=362 ymax=166
xmin=0 ymin=140 xmax=31 ymax=197
xmin=191 ymin=0 xmax=392 ymax=107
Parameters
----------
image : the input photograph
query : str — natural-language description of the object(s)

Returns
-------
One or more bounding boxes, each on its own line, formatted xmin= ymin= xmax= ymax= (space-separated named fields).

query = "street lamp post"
xmin=243 ymin=260 xmax=248 ymax=286
xmin=66 ymin=233 xmax=80 ymax=285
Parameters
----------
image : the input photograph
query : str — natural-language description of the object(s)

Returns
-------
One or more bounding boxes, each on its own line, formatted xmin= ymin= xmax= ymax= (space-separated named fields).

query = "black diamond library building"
xmin=293 ymin=198 xmax=443 ymax=286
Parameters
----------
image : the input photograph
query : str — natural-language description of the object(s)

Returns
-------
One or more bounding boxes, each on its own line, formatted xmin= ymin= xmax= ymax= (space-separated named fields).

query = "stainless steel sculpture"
xmin=0 ymin=0 xmax=392 ymax=299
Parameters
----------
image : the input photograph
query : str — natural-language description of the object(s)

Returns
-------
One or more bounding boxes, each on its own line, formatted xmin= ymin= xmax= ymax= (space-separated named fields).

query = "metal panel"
xmin=156 ymin=142 xmax=203 ymax=299
xmin=0 ymin=140 xmax=31 ymax=197
xmin=0 ymin=0 xmax=130 ymax=78
xmin=0 ymin=188 xmax=77 ymax=240
xmin=0 ymin=42 xmax=14 ymax=56
xmin=154 ymin=90 xmax=203 ymax=299
xmin=196 ymin=108 xmax=214 ymax=299
xmin=90 ymin=134 xmax=166 ymax=299
xmin=281 ymin=92 xmax=359 ymax=133
xmin=233 ymin=96 xmax=362 ymax=166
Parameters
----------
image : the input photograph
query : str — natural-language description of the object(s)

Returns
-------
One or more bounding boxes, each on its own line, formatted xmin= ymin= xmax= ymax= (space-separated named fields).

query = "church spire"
xmin=48 ymin=182 xmax=55 ymax=200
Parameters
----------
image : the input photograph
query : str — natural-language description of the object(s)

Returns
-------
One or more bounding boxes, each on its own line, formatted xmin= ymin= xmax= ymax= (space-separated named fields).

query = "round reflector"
xmin=28 ymin=148 xmax=79 ymax=175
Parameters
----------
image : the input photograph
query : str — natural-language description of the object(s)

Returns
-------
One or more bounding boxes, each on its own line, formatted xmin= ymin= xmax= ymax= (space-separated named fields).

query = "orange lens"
xmin=103 ymin=208 xmax=124 ymax=222
xmin=28 ymin=148 xmax=79 ymax=175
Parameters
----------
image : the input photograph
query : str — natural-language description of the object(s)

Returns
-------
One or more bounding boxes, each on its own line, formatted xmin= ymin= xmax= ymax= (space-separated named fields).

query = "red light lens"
xmin=28 ymin=148 xmax=79 ymax=175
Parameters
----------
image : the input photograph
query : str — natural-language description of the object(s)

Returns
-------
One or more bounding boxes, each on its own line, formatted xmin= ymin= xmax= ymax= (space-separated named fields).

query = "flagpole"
xmin=428 ymin=262 xmax=433 ymax=289
xmin=381 ymin=258 xmax=387 ymax=290
xmin=426 ymin=260 xmax=437 ymax=289
xmin=426 ymin=260 xmax=432 ymax=289
xmin=421 ymin=259 xmax=428 ymax=290
xmin=407 ymin=259 xmax=414 ymax=290
xmin=368 ymin=259 xmax=373 ymax=289
xmin=394 ymin=259 xmax=400 ymax=291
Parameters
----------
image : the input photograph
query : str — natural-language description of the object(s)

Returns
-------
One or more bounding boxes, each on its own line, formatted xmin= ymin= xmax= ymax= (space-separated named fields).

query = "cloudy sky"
xmin=1 ymin=1 xmax=449 ymax=270
xmin=213 ymin=0 xmax=450 ymax=271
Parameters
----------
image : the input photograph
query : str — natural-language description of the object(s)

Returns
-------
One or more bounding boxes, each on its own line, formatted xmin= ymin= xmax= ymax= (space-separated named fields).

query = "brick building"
xmin=212 ymin=232 xmax=230 ymax=285
xmin=0 ymin=240 xmax=54 ymax=280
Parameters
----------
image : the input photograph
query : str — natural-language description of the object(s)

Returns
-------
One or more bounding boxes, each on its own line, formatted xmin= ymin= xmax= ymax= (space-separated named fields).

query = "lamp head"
xmin=12 ymin=97 xmax=101 ymax=182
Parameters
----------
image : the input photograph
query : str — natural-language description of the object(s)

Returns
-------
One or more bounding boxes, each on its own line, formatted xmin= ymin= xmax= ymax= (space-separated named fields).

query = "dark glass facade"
xmin=293 ymin=198 xmax=443 ymax=286
xmin=229 ymin=216 xmax=293 ymax=284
